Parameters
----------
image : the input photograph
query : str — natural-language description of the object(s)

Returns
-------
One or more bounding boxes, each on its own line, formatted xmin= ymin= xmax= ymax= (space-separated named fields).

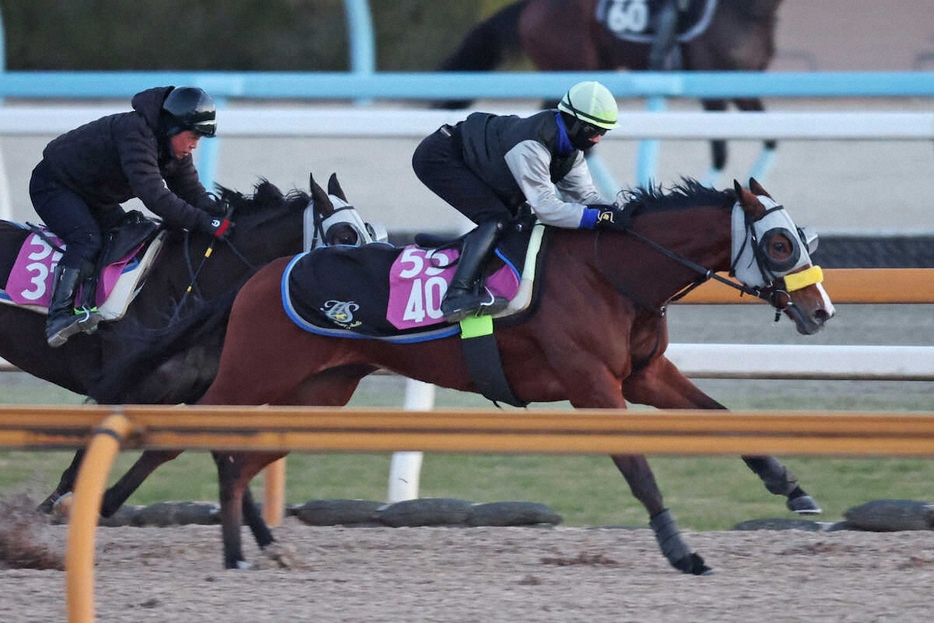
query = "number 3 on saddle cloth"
xmin=0 ymin=212 xmax=163 ymax=322
xmin=283 ymin=222 xmax=545 ymax=344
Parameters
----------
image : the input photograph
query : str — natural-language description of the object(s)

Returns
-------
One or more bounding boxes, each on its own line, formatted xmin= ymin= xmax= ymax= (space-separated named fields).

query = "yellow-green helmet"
xmin=557 ymin=81 xmax=620 ymax=130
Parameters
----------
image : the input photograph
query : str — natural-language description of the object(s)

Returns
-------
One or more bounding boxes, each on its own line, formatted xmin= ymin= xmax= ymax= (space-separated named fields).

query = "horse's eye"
xmin=769 ymin=236 xmax=792 ymax=258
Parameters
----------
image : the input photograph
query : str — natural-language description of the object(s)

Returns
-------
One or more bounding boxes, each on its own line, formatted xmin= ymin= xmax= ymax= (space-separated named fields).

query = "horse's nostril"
xmin=814 ymin=308 xmax=831 ymax=322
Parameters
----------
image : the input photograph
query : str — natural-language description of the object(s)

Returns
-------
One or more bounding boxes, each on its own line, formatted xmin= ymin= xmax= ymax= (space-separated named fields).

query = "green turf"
xmin=1 ymin=373 xmax=932 ymax=530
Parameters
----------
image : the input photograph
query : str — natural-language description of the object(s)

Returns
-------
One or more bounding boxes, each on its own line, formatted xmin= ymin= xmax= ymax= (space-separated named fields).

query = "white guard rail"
xmin=1 ymin=107 xmax=933 ymax=140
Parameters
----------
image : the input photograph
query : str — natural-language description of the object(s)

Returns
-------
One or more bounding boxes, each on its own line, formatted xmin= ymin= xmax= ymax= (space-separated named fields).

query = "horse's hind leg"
xmin=733 ymin=97 xmax=778 ymax=183
xmin=623 ymin=354 xmax=820 ymax=514
xmin=214 ymin=450 xmax=286 ymax=569
xmin=700 ymin=99 xmax=729 ymax=187
xmin=742 ymin=457 xmax=820 ymax=514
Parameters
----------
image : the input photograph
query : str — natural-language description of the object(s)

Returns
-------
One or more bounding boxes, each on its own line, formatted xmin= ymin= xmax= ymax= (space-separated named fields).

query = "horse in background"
xmin=17 ymin=173 xmax=374 ymax=564
xmin=195 ymin=178 xmax=834 ymax=571
xmin=438 ymin=0 xmax=782 ymax=184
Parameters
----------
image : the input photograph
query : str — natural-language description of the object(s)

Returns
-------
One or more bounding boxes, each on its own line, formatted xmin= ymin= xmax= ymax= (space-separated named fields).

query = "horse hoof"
xmin=787 ymin=494 xmax=822 ymax=515
xmin=52 ymin=493 xmax=74 ymax=518
xmin=674 ymin=552 xmax=713 ymax=575
xmin=37 ymin=494 xmax=59 ymax=514
xmin=234 ymin=560 xmax=253 ymax=570
xmin=261 ymin=542 xmax=297 ymax=569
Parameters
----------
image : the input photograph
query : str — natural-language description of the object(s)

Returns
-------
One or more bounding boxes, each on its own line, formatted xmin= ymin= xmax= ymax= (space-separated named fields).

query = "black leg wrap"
xmin=743 ymin=456 xmax=798 ymax=496
xmin=649 ymin=509 xmax=712 ymax=575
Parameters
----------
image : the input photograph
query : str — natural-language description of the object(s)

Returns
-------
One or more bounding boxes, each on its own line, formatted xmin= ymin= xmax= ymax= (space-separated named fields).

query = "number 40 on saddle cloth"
xmin=282 ymin=231 xmax=540 ymax=343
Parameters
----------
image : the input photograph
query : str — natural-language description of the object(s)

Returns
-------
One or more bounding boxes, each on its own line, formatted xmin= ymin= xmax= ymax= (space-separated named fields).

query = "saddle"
xmin=0 ymin=210 xmax=164 ymax=322
xmin=595 ymin=0 xmax=717 ymax=44
xmin=283 ymin=219 xmax=546 ymax=343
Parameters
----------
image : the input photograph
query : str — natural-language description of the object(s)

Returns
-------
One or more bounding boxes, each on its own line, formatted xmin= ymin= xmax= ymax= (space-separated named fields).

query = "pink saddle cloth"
xmin=5 ymin=230 xmax=140 ymax=308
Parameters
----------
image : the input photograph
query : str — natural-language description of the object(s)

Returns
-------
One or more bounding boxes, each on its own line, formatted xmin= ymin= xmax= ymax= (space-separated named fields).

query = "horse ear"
xmin=733 ymin=179 xmax=760 ymax=211
xmin=310 ymin=172 xmax=335 ymax=216
xmin=748 ymin=178 xmax=772 ymax=198
xmin=327 ymin=173 xmax=348 ymax=202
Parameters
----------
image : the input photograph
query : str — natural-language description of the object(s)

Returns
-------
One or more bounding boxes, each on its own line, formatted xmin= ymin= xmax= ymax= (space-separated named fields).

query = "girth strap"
xmin=458 ymin=315 xmax=527 ymax=408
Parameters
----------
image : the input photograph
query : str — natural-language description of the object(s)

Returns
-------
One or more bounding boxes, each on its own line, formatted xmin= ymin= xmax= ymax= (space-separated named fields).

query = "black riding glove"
xmin=199 ymin=212 xmax=234 ymax=239
xmin=589 ymin=204 xmax=630 ymax=230
xmin=201 ymin=195 xmax=227 ymax=216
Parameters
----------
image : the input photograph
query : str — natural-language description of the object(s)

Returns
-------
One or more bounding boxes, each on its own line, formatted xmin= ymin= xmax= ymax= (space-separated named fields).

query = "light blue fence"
xmin=3 ymin=70 xmax=933 ymax=191
xmin=3 ymin=70 xmax=934 ymax=100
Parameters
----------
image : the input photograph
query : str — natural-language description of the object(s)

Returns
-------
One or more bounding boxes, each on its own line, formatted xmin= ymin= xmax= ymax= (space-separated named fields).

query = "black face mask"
xmin=562 ymin=114 xmax=607 ymax=151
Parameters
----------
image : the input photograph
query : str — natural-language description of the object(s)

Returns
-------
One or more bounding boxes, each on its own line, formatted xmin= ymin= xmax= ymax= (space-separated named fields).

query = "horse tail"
xmin=435 ymin=0 xmax=529 ymax=109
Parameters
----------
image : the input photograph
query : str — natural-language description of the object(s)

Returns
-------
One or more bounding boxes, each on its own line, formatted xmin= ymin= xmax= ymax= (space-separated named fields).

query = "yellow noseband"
xmin=782 ymin=265 xmax=823 ymax=292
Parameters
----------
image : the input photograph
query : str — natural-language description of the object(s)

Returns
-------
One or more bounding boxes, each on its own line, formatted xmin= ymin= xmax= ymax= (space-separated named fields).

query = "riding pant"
xmin=411 ymin=123 xmax=514 ymax=226
xmin=29 ymin=160 xmax=125 ymax=272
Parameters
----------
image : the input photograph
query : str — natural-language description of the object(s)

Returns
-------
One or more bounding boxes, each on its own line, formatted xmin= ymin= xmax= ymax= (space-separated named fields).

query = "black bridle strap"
xmin=179 ymin=200 xmax=256 ymax=303
xmin=619 ymin=227 xmax=772 ymax=304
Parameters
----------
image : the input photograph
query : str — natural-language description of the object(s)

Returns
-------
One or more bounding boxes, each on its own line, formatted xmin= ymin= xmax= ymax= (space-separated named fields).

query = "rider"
xmin=412 ymin=80 xmax=625 ymax=322
xmin=29 ymin=85 xmax=233 ymax=348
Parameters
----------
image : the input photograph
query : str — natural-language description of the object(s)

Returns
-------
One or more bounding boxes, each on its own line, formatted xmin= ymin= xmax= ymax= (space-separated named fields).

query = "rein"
xmin=597 ymin=226 xmax=793 ymax=317
xmin=180 ymin=198 xmax=258 ymax=303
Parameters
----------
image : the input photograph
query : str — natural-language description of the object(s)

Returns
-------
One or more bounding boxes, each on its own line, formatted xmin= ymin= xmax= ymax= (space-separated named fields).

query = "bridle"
xmin=596 ymin=200 xmax=823 ymax=320
xmin=180 ymin=192 xmax=258 ymax=301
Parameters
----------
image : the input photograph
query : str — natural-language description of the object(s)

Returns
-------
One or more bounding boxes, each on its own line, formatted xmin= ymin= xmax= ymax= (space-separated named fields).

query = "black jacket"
xmin=457 ymin=110 xmax=606 ymax=228
xmin=41 ymin=86 xmax=213 ymax=230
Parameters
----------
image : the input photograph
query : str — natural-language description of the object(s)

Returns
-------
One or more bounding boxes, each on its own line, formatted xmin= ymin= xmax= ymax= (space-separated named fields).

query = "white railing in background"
xmin=1 ymin=106 xmax=931 ymax=140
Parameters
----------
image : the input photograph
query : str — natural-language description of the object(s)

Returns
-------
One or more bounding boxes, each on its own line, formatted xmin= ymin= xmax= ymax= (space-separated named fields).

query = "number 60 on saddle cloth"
xmin=0 ymin=226 xmax=164 ymax=321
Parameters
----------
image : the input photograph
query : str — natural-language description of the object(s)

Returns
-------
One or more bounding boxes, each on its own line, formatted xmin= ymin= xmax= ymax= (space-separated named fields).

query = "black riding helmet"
xmin=160 ymin=86 xmax=217 ymax=138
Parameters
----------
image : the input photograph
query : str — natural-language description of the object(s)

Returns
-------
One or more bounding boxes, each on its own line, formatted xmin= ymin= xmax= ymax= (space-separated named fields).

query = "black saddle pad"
xmin=283 ymin=224 xmax=535 ymax=342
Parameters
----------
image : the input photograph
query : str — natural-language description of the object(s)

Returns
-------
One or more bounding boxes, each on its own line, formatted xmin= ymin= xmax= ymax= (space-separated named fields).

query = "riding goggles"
xmin=580 ymin=123 xmax=608 ymax=139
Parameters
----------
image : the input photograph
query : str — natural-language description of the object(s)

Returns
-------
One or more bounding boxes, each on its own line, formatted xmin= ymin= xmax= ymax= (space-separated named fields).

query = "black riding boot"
xmin=45 ymin=265 xmax=84 ymax=348
xmin=441 ymin=220 xmax=508 ymax=322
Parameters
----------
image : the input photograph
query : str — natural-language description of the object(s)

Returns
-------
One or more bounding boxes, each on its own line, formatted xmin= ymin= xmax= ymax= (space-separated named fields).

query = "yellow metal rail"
xmin=4 ymin=405 xmax=934 ymax=455
xmin=3 ymin=404 xmax=933 ymax=623
xmin=678 ymin=268 xmax=934 ymax=304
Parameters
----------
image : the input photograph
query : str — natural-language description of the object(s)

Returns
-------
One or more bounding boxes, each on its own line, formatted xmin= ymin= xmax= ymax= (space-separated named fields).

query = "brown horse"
xmin=197 ymin=178 xmax=834 ymax=572
xmin=24 ymin=175 xmax=363 ymax=554
xmin=439 ymin=0 xmax=782 ymax=178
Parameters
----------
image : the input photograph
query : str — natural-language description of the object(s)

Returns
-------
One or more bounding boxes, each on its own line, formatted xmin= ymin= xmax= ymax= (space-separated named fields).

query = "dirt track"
xmin=3 ymin=520 xmax=933 ymax=622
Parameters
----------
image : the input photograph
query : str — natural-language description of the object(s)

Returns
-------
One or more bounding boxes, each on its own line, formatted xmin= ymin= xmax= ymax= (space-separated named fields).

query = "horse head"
xmin=307 ymin=172 xmax=388 ymax=250
xmin=731 ymin=178 xmax=835 ymax=335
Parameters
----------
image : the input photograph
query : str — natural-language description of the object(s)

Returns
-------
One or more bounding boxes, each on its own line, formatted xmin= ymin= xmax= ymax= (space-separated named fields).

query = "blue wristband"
xmin=578 ymin=208 xmax=599 ymax=229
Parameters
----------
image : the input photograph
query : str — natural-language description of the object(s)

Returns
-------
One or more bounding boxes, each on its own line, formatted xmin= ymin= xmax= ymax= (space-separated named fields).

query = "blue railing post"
xmin=196 ymin=96 xmax=223 ymax=192
xmin=636 ymin=95 xmax=666 ymax=186
xmin=344 ymin=0 xmax=376 ymax=105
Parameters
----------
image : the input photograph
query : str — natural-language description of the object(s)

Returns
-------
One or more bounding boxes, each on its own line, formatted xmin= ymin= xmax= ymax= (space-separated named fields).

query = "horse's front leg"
xmin=37 ymin=449 xmax=85 ymax=513
xmin=610 ymin=454 xmax=711 ymax=575
xmin=567 ymin=383 xmax=709 ymax=576
xmin=100 ymin=449 xmax=184 ymax=516
xmin=623 ymin=354 xmax=820 ymax=514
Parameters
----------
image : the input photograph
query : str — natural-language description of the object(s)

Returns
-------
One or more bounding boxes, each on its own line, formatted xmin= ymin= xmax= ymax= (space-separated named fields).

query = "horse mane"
xmin=218 ymin=179 xmax=310 ymax=216
xmin=620 ymin=178 xmax=736 ymax=217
